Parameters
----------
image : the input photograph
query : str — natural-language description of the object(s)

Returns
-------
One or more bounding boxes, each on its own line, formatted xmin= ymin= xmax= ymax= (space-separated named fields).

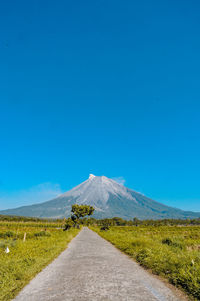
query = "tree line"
xmin=79 ymin=216 xmax=200 ymax=227
xmin=1 ymin=213 xmax=200 ymax=226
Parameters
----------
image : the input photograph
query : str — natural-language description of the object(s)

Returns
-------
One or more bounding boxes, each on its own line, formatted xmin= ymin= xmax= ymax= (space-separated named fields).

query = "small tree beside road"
xmin=64 ymin=204 xmax=95 ymax=230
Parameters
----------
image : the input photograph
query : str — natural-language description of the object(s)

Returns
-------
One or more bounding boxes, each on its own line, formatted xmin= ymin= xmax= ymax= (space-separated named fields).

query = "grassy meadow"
xmin=92 ymin=225 xmax=200 ymax=300
xmin=0 ymin=220 xmax=79 ymax=301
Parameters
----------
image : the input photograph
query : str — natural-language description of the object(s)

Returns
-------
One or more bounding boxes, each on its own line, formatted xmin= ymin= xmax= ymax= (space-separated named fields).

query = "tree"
xmin=64 ymin=204 xmax=95 ymax=230
xmin=133 ymin=217 xmax=140 ymax=226
xmin=112 ymin=217 xmax=126 ymax=226
xmin=100 ymin=218 xmax=112 ymax=231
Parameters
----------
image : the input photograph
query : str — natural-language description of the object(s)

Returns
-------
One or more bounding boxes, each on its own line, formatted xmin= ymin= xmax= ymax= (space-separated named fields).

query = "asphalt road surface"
xmin=14 ymin=227 xmax=183 ymax=301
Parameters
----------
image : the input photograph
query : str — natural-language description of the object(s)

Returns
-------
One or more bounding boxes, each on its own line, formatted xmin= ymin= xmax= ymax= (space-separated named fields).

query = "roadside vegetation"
xmin=0 ymin=221 xmax=79 ymax=301
xmin=1 ymin=214 xmax=200 ymax=300
xmin=92 ymin=225 xmax=200 ymax=300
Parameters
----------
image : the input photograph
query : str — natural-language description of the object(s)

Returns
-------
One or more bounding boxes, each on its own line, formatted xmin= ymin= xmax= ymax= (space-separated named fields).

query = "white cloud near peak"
xmin=112 ymin=177 xmax=126 ymax=186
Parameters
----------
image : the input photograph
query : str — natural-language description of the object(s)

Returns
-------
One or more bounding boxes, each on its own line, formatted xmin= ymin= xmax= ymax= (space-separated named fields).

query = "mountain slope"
xmin=0 ymin=175 xmax=199 ymax=220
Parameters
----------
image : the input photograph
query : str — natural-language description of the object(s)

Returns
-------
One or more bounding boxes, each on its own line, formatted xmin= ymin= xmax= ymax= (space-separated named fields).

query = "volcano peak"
xmin=89 ymin=174 xmax=96 ymax=179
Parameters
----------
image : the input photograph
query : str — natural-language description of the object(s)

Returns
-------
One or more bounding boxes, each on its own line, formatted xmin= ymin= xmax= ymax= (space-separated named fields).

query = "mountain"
xmin=0 ymin=175 xmax=200 ymax=220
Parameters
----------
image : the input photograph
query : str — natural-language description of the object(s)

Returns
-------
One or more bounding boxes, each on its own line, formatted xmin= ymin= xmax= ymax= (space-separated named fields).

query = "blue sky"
xmin=0 ymin=0 xmax=200 ymax=211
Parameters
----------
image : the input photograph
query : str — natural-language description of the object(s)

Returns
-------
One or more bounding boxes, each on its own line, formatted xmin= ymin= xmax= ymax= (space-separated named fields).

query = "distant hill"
xmin=1 ymin=175 xmax=199 ymax=220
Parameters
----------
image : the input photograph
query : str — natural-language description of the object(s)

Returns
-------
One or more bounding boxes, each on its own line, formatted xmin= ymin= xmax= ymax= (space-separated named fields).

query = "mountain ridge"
xmin=0 ymin=175 xmax=200 ymax=220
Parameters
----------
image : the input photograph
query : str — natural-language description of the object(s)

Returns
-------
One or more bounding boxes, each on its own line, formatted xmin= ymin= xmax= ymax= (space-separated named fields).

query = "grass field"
xmin=92 ymin=226 xmax=200 ymax=300
xmin=0 ymin=221 xmax=79 ymax=301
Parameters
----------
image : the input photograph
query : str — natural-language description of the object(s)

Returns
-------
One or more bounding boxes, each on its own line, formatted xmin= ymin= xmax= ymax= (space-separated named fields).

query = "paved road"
xmin=14 ymin=228 xmax=182 ymax=301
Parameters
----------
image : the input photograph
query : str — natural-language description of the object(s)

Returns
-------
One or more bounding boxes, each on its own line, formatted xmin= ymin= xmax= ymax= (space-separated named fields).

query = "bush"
xmin=63 ymin=218 xmax=74 ymax=231
xmin=100 ymin=225 xmax=110 ymax=231
xmin=34 ymin=231 xmax=51 ymax=237
xmin=162 ymin=238 xmax=183 ymax=249
xmin=0 ymin=231 xmax=14 ymax=238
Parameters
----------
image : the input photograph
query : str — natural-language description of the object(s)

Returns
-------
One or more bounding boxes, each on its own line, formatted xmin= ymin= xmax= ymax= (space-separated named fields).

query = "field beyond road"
xmin=92 ymin=226 xmax=200 ymax=300
xmin=0 ymin=221 xmax=79 ymax=301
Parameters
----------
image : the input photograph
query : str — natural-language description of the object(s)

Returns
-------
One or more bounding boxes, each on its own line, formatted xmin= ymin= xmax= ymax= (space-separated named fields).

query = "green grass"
xmin=0 ymin=222 xmax=79 ymax=301
xmin=92 ymin=226 xmax=200 ymax=300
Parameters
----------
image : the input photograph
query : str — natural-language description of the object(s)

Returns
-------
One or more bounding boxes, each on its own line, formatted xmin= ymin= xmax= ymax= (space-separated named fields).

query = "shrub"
xmin=100 ymin=225 xmax=110 ymax=231
xmin=34 ymin=231 xmax=51 ymax=237
xmin=0 ymin=231 xmax=14 ymax=238
xmin=162 ymin=238 xmax=183 ymax=249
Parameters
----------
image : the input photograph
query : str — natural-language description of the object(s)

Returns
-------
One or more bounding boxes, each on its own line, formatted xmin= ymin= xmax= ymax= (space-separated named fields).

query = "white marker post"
xmin=5 ymin=247 xmax=10 ymax=254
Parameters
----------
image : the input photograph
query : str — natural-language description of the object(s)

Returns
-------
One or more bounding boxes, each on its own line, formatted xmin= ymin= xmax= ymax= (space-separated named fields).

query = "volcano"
xmin=0 ymin=175 xmax=199 ymax=220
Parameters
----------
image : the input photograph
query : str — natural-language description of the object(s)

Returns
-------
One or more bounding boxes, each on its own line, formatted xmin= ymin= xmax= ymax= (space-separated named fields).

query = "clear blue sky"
xmin=0 ymin=0 xmax=200 ymax=211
